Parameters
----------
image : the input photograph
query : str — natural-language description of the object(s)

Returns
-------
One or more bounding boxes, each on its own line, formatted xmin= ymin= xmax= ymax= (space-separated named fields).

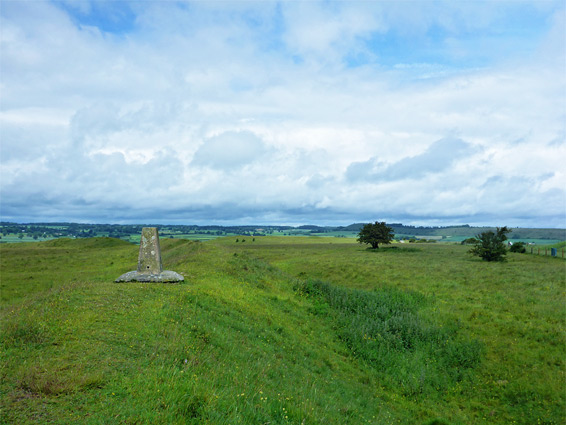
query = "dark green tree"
xmin=469 ymin=226 xmax=511 ymax=261
xmin=509 ymin=241 xmax=526 ymax=253
xmin=461 ymin=237 xmax=478 ymax=245
xmin=357 ymin=221 xmax=394 ymax=249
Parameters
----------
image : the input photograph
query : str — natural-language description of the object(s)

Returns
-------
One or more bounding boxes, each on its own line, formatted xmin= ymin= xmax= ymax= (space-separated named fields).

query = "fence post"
xmin=545 ymin=248 xmax=547 ymax=256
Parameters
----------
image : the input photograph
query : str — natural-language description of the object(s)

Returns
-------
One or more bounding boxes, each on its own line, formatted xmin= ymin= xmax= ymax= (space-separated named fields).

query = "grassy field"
xmin=0 ymin=235 xmax=57 ymax=243
xmin=0 ymin=233 xmax=220 ymax=244
xmin=125 ymin=233 xmax=221 ymax=244
xmin=1 ymin=237 xmax=564 ymax=424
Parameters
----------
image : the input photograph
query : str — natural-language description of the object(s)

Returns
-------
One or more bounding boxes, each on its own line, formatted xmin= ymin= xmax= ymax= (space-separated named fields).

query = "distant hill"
xmin=2 ymin=221 xmax=564 ymax=243
xmin=339 ymin=223 xmax=565 ymax=240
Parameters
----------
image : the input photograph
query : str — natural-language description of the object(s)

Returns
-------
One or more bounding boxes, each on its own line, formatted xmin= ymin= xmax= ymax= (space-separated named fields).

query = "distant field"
xmin=0 ymin=232 xmax=222 ymax=244
xmin=3 ymin=223 xmax=564 ymax=246
xmin=3 ymin=231 xmax=564 ymax=247
xmin=444 ymin=236 xmax=564 ymax=245
xmin=1 ymin=237 xmax=564 ymax=424
xmin=0 ymin=235 xmax=57 ymax=243
xmin=125 ymin=233 xmax=221 ymax=243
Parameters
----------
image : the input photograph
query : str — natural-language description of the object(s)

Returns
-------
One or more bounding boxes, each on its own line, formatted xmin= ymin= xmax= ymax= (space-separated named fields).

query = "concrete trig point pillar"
xmin=115 ymin=227 xmax=184 ymax=283
xmin=138 ymin=227 xmax=162 ymax=273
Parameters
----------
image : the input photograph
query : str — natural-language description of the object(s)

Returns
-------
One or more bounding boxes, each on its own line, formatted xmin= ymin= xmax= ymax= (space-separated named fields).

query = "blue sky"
xmin=1 ymin=0 xmax=565 ymax=227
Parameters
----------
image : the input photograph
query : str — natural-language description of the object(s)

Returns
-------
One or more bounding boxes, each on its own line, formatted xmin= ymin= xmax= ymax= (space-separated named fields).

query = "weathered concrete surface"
xmin=115 ymin=227 xmax=184 ymax=283
xmin=137 ymin=227 xmax=162 ymax=273
xmin=115 ymin=270 xmax=184 ymax=283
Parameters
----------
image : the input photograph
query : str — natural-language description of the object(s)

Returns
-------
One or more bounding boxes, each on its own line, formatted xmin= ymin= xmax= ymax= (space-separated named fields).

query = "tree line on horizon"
xmin=1 ymin=221 xmax=564 ymax=242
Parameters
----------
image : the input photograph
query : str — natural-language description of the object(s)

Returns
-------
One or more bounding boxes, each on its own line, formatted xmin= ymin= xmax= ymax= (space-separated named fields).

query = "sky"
xmin=1 ymin=0 xmax=565 ymax=227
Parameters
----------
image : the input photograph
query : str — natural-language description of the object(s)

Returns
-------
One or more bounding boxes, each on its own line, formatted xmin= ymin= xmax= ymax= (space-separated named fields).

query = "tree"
xmin=357 ymin=221 xmax=394 ymax=249
xmin=461 ymin=237 xmax=478 ymax=245
xmin=469 ymin=226 xmax=511 ymax=262
xmin=509 ymin=241 xmax=526 ymax=253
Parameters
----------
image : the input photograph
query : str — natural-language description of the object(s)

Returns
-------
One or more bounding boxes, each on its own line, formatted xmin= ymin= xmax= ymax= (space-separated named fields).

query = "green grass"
xmin=0 ymin=238 xmax=135 ymax=304
xmin=1 ymin=237 xmax=564 ymax=424
xmin=293 ymin=278 xmax=484 ymax=397
xmin=0 ymin=235 xmax=56 ymax=243
xmin=540 ymin=241 xmax=566 ymax=249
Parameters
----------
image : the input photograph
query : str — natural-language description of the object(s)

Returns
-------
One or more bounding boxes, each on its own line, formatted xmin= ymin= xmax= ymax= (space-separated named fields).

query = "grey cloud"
xmin=1 ymin=121 xmax=67 ymax=161
xmin=480 ymin=175 xmax=504 ymax=189
xmin=345 ymin=158 xmax=388 ymax=182
xmin=481 ymin=173 xmax=554 ymax=191
xmin=191 ymin=131 xmax=270 ymax=170
xmin=510 ymin=134 xmax=531 ymax=145
xmin=306 ymin=173 xmax=335 ymax=189
xmin=346 ymin=137 xmax=477 ymax=182
xmin=70 ymin=103 xmax=122 ymax=146
xmin=547 ymin=134 xmax=565 ymax=147
xmin=70 ymin=101 xmax=199 ymax=147
xmin=2 ymin=146 xmax=185 ymax=219
xmin=474 ymin=174 xmax=565 ymax=225
xmin=86 ymin=150 xmax=184 ymax=192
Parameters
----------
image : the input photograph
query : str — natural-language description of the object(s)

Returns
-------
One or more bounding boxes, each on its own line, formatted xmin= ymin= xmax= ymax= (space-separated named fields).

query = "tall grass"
xmin=294 ymin=279 xmax=483 ymax=398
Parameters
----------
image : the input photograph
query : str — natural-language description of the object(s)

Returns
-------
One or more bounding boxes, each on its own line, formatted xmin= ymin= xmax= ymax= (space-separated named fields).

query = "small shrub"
xmin=469 ymin=227 xmax=510 ymax=262
xmin=509 ymin=242 xmax=526 ymax=253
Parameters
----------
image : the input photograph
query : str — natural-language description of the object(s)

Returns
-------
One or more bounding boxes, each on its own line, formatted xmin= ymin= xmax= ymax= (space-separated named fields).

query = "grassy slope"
xmin=1 ymin=237 xmax=565 ymax=424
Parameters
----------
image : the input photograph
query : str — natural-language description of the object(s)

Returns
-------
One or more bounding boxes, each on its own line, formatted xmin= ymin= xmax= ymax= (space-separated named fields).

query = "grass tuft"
xmin=2 ymin=320 xmax=49 ymax=348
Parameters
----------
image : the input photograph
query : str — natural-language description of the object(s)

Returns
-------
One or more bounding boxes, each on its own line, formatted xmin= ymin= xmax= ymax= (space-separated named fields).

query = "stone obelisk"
xmin=115 ymin=227 xmax=184 ymax=283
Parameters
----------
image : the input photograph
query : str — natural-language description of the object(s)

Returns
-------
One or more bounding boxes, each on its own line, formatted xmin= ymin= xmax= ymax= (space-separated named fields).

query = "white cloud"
xmin=281 ymin=2 xmax=381 ymax=63
xmin=192 ymin=131 xmax=270 ymax=170
xmin=346 ymin=137 xmax=479 ymax=182
xmin=0 ymin=0 xmax=564 ymax=226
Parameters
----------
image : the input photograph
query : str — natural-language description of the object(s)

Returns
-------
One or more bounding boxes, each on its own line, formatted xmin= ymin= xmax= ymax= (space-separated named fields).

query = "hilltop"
xmin=1 ymin=236 xmax=564 ymax=424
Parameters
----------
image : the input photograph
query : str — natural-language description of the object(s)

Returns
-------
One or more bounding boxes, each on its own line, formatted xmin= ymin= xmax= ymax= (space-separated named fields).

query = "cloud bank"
xmin=1 ymin=0 xmax=565 ymax=227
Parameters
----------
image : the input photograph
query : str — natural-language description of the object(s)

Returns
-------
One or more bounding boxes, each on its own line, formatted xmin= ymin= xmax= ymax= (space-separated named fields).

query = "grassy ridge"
xmin=1 ymin=237 xmax=565 ymax=424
